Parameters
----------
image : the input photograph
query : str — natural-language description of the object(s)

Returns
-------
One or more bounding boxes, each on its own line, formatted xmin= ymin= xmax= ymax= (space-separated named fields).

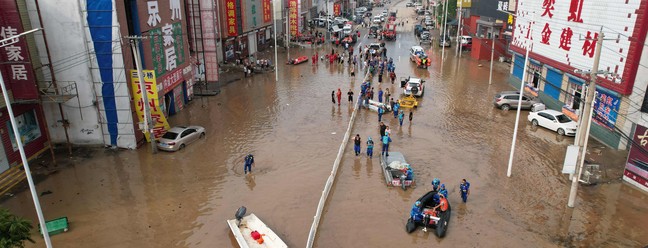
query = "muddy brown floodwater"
xmin=2 ymin=1 xmax=648 ymax=247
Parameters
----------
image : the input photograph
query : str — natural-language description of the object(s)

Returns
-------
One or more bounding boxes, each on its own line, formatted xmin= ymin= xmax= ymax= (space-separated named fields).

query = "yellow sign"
xmin=456 ymin=0 xmax=471 ymax=8
xmin=130 ymin=70 xmax=171 ymax=141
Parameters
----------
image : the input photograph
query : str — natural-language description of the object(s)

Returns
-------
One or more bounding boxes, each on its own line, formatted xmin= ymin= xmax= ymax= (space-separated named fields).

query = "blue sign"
xmin=593 ymin=89 xmax=620 ymax=130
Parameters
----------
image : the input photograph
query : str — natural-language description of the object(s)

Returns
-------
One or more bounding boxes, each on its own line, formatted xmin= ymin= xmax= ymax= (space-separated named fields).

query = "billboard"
xmin=0 ymin=0 xmax=39 ymax=100
xmin=511 ymin=0 xmax=648 ymax=95
xmin=134 ymin=0 xmax=193 ymax=95
xmin=130 ymin=70 xmax=170 ymax=141
xmin=226 ymin=0 xmax=239 ymax=36
xmin=457 ymin=0 xmax=471 ymax=8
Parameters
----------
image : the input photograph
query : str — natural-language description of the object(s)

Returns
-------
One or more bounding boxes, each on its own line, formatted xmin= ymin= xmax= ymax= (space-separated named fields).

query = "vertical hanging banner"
xmin=288 ymin=0 xmax=298 ymax=36
xmin=263 ymin=0 xmax=272 ymax=22
xmin=226 ymin=0 xmax=238 ymax=36
xmin=130 ymin=70 xmax=171 ymax=141
xmin=333 ymin=3 xmax=341 ymax=16
xmin=0 ymin=0 xmax=38 ymax=100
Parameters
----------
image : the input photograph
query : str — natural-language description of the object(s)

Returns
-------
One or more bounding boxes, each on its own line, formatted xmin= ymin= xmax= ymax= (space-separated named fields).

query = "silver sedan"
xmin=157 ymin=126 xmax=206 ymax=151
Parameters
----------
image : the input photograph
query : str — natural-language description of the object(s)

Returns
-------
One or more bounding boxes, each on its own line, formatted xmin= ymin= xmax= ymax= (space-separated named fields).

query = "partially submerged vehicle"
xmin=363 ymin=99 xmax=393 ymax=112
xmin=398 ymin=95 xmax=419 ymax=108
xmin=380 ymin=152 xmax=415 ymax=190
xmin=227 ymin=206 xmax=288 ymax=248
xmin=405 ymin=190 xmax=451 ymax=237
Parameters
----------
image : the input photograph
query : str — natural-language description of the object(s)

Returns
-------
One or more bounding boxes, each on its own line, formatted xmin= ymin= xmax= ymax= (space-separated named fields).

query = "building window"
xmin=7 ymin=110 xmax=41 ymax=151
xmin=566 ymin=82 xmax=582 ymax=111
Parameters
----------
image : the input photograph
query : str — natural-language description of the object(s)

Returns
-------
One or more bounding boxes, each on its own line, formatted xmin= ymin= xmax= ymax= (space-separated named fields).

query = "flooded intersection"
xmin=2 ymin=3 xmax=648 ymax=247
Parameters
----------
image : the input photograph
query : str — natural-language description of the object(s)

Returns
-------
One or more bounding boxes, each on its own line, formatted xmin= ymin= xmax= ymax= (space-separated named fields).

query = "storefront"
xmin=0 ymin=104 xmax=49 ymax=170
xmin=159 ymin=65 xmax=194 ymax=117
xmin=561 ymin=75 xmax=584 ymax=121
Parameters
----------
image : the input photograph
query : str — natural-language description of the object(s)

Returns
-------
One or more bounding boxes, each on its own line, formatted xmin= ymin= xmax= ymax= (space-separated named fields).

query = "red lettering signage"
xmin=226 ymin=0 xmax=238 ymax=36
xmin=0 ymin=0 xmax=38 ymax=100
xmin=263 ymin=0 xmax=271 ymax=22
xmin=334 ymin=3 xmax=341 ymax=16
xmin=289 ymin=0 xmax=298 ymax=36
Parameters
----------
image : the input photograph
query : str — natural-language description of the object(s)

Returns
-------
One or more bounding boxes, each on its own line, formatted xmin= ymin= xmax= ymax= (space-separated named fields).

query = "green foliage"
xmin=0 ymin=208 xmax=35 ymax=248
xmin=436 ymin=0 xmax=458 ymax=34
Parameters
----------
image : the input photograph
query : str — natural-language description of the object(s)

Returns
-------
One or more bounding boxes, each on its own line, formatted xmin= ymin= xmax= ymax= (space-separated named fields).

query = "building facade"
xmin=509 ymin=0 xmax=648 ymax=151
xmin=217 ymin=0 xmax=276 ymax=62
xmin=0 ymin=0 xmax=54 ymax=175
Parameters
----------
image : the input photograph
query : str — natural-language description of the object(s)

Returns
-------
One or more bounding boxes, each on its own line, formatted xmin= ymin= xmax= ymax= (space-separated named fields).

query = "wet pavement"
xmin=2 ymin=1 xmax=648 ymax=247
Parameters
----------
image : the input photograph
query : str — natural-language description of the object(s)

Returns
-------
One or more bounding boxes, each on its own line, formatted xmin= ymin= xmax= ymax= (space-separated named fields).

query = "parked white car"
xmin=373 ymin=16 xmax=382 ymax=23
xmin=527 ymin=109 xmax=578 ymax=136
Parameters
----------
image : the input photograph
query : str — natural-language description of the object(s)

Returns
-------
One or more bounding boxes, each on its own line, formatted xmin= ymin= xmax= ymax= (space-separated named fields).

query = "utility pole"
xmin=488 ymin=33 xmax=495 ymax=85
xmin=507 ymin=42 xmax=531 ymax=177
xmin=456 ymin=3 xmax=462 ymax=56
xmin=568 ymin=28 xmax=605 ymax=208
xmin=0 ymin=28 xmax=52 ymax=248
xmin=441 ymin=0 xmax=448 ymax=61
xmin=286 ymin=7 xmax=291 ymax=61
xmin=127 ymin=37 xmax=158 ymax=154
xmin=273 ymin=0 xmax=279 ymax=81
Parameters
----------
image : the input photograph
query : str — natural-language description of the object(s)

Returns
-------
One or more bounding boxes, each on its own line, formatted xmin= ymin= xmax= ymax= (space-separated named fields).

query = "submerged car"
xmin=157 ymin=126 xmax=206 ymax=151
xmin=527 ymin=109 xmax=578 ymax=136
xmin=493 ymin=91 xmax=543 ymax=111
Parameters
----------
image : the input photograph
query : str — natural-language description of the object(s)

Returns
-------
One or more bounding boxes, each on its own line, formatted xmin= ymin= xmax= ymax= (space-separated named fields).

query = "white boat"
xmin=227 ymin=207 xmax=288 ymax=248
xmin=363 ymin=99 xmax=392 ymax=112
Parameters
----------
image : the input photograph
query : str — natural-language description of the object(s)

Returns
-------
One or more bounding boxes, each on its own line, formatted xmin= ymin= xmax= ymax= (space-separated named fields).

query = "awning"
xmin=447 ymin=19 xmax=458 ymax=25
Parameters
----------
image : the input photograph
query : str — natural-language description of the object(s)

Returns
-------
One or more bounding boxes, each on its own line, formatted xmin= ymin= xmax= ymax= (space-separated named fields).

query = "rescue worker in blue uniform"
xmin=405 ymin=165 xmax=413 ymax=180
xmin=410 ymin=201 xmax=423 ymax=222
xmin=439 ymin=184 xmax=448 ymax=198
xmin=244 ymin=154 xmax=255 ymax=174
xmin=460 ymin=179 xmax=470 ymax=203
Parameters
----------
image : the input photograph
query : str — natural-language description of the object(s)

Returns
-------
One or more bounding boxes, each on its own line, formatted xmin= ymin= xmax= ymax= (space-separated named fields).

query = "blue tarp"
xmin=87 ymin=0 xmax=117 ymax=145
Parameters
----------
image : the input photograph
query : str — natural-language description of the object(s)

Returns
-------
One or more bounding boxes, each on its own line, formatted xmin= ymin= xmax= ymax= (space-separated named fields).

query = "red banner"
xmin=334 ymin=3 xmax=341 ymax=16
xmin=0 ymin=0 xmax=38 ymax=100
xmin=262 ymin=0 xmax=271 ymax=22
xmin=226 ymin=0 xmax=238 ymax=36
xmin=288 ymin=0 xmax=298 ymax=36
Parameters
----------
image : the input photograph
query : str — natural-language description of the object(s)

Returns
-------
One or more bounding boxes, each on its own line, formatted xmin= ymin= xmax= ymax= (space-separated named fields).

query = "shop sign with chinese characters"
xmin=130 ymin=70 xmax=171 ymax=141
xmin=511 ymin=0 xmax=647 ymax=94
xmin=624 ymin=124 xmax=648 ymax=192
xmin=289 ymin=0 xmax=299 ymax=36
xmin=334 ymin=3 xmax=341 ymax=16
xmin=226 ymin=0 xmax=239 ymax=36
xmin=0 ymin=0 xmax=38 ymax=100
xmin=592 ymin=89 xmax=620 ymax=130
xmin=263 ymin=0 xmax=271 ymax=22
xmin=149 ymin=22 xmax=185 ymax=78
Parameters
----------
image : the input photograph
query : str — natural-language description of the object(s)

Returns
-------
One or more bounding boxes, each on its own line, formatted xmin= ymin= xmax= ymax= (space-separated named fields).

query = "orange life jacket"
xmin=439 ymin=197 xmax=448 ymax=211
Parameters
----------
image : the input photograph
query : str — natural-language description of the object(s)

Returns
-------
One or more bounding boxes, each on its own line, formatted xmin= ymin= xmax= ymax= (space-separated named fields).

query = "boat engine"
xmin=400 ymin=174 xmax=407 ymax=190
xmin=235 ymin=206 xmax=247 ymax=226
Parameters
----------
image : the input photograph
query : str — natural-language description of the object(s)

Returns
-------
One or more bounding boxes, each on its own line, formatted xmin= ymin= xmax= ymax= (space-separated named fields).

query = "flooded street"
xmin=2 ymin=1 xmax=648 ymax=247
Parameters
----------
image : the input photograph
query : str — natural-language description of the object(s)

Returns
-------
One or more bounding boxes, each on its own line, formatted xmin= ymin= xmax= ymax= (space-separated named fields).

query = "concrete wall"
xmin=27 ymin=0 xmax=136 ymax=148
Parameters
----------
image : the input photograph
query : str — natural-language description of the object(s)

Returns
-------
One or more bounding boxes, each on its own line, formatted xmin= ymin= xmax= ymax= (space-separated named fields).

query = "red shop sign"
xmin=288 ymin=0 xmax=298 ymax=36
xmin=263 ymin=0 xmax=271 ymax=22
xmin=226 ymin=0 xmax=238 ymax=36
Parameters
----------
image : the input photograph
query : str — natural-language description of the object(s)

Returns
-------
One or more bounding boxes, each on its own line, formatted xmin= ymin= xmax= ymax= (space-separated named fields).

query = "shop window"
xmin=531 ymin=72 xmax=540 ymax=88
xmin=566 ymin=82 xmax=582 ymax=111
xmin=7 ymin=110 xmax=41 ymax=151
